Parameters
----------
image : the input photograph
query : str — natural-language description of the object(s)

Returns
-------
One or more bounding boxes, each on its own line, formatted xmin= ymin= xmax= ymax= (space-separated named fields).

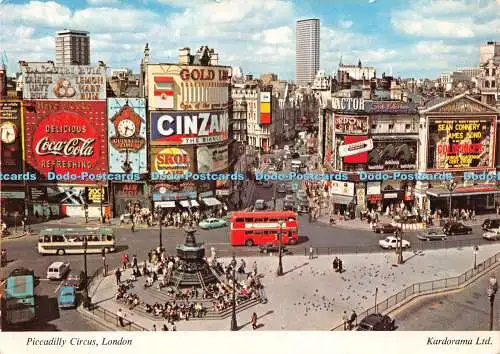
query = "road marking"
xmin=54 ymin=280 xmax=64 ymax=293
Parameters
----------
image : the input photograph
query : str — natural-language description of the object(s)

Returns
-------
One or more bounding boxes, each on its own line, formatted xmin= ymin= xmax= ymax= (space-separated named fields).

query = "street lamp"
xmin=277 ymin=219 xmax=286 ymax=276
xmin=83 ymin=237 xmax=89 ymax=309
xmin=395 ymin=229 xmax=404 ymax=265
xmin=374 ymin=287 xmax=378 ymax=313
xmin=473 ymin=245 xmax=479 ymax=270
xmin=156 ymin=207 xmax=163 ymax=251
xmin=445 ymin=179 xmax=457 ymax=223
xmin=487 ymin=275 xmax=498 ymax=331
xmin=230 ymin=255 xmax=238 ymax=331
xmin=100 ymin=184 xmax=105 ymax=224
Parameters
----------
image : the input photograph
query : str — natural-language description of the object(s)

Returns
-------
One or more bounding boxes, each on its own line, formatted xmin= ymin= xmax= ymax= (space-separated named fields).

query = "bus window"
xmin=44 ymin=236 xmax=51 ymax=242
xmin=235 ymin=218 xmax=244 ymax=222
xmin=244 ymin=218 xmax=253 ymax=222
xmin=106 ymin=235 xmax=113 ymax=241
xmin=53 ymin=235 xmax=64 ymax=242
xmin=245 ymin=231 xmax=252 ymax=235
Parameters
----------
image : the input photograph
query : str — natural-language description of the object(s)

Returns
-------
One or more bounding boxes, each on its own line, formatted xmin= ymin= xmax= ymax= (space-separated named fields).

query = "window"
xmin=371 ymin=124 xmax=377 ymax=130
xmin=389 ymin=123 xmax=394 ymax=130
xmin=235 ymin=218 xmax=244 ymax=222
xmin=44 ymin=236 xmax=51 ymax=242
xmin=244 ymin=218 xmax=253 ymax=222
xmin=405 ymin=124 xmax=411 ymax=130
xmin=245 ymin=231 xmax=252 ymax=235
xmin=53 ymin=235 xmax=64 ymax=242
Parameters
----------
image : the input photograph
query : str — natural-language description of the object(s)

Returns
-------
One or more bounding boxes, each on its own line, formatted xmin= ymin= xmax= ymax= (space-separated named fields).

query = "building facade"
xmin=296 ymin=18 xmax=320 ymax=86
xmin=146 ymin=46 xmax=232 ymax=208
xmin=55 ymin=29 xmax=90 ymax=66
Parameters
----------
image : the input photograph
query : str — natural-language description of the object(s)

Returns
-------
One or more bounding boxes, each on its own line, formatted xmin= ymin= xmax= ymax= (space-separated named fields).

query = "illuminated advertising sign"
xmin=108 ymin=98 xmax=147 ymax=174
xmin=367 ymin=140 xmax=417 ymax=171
xmin=150 ymin=110 xmax=228 ymax=145
xmin=151 ymin=146 xmax=195 ymax=174
xmin=259 ymin=92 xmax=271 ymax=125
xmin=0 ymin=100 xmax=23 ymax=174
xmin=152 ymin=182 xmax=197 ymax=201
xmin=147 ymin=64 xmax=230 ymax=110
xmin=330 ymin=181 xmax=355 ymax=196
xmin=197 ymin=144 xmax=228 ymax=173
xmin=114 ymin=183 xmax=144 ymax=198
xmin=21 ymin=64 xmax=106 ymax=100
xmin=24 ymin=100 xmax=107 ymax=180
xmin=332 ymin=97 xmax=365 ymax=111
xmin=334 ymin=114 xmax=368 ymax=135
xmin=365 ymin=101 xmax=418 ymax=114
xmin=427 ymin=118 xmax=495 ymax=170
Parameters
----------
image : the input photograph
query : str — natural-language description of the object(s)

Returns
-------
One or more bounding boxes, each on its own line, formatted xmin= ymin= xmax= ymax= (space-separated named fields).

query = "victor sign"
xmin=332 ymin=97 xmax=365 ymax=111
xmin=151 ymin=111 xmax=228 ymax=145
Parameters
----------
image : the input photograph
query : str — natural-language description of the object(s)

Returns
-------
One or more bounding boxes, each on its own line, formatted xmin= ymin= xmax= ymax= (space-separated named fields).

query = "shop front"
xmin=426 ymin=185 xmax=499 ymax=216
xmin=112 ymin=183 xmax=147 ymax=216
xmin=329 ymin=181 xmax=355 ymax=218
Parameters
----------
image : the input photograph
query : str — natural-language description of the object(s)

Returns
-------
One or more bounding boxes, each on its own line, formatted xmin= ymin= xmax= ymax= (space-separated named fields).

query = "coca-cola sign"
xmin=24 ymin=100 xmax=107 ymax=180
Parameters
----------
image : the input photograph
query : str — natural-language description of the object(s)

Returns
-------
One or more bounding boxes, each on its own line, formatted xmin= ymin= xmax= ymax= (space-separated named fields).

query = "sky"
xmin=0 ymin=0 xmax=499 ymax=80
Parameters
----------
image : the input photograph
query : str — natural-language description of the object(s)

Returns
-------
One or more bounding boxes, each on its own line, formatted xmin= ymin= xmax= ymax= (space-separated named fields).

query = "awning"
xmin=426 ymin=187 xmax=500 ymax=198
xmin=202 ymin=197 xmax=221 ymax=207
xmin=331 ymin=194 xmax=354 ymax=205
xmin=179 ymin=200 xmax=190 ymax=208
xmin=190 ymin=200 xmax=200 ymax=207
xmin=155 ymin=201 xmax=176 ymax=208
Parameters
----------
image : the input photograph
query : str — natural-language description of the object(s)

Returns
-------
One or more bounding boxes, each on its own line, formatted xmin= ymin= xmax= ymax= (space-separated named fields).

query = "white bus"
xmin=37 ymin=227 xmax=116 ymax=255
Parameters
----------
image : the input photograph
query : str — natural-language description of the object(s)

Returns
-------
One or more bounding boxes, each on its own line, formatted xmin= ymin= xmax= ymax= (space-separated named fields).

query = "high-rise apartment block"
xmin=296 ymin=18 xmax=320 ymax=86
xmin=55 ymin=29 xmax=90 ymax=66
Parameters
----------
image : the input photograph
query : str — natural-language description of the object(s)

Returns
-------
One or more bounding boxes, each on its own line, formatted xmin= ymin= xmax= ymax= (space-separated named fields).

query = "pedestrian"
xmin=342 ymin=310 xmax=349 ymax=330
xmin=333 ymin=257 xmax=338 ymax=271
xmin=132 ymin=255 xmax=138 ymax=268
xmin=162 ymin=324 xmax=169 ymax=331
xmin=309 ymin=247 xmax=313 ymax=260
xmin=117 ymin=308 xmax=125 ymax=327
xmin=350 ymin=310 xmax=357 ymax=330
xmin=121 ymin=255 xmax=128 ymax=269
xmin=21 ymin=218 xmax=26 ymax=232
xmin=115 ymin=268 xmax=122 ymax=285
xmin=252 ymin=261 xmax=258 ymax=276
xmin=172 ymin=325 xmax=176 ymax=331
xmin=120 ymin=214 xmax=125 ymax=225
xmin=251 ymin=312 xmax=258 ymax=330
xmin=152 ymin=324 xmax=156 ymax=331
xmin=338 ymin=258 xmax=343 ymax=273
xmin=131 ymin=221 xmax=135 ymax=232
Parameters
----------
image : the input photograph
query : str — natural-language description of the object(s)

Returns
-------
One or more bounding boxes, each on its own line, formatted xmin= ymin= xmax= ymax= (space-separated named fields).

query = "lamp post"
xmin=230 ymin=255 xmax=238 ymax=331
xmin=487 ymin=275 xmax=498 ymax=331
xmin=473 ymin=245 xmax=479 ymax=270
xmin=156 ymin=207 xmax=163 ymax=251
xmin=374 ymin=287 xmax=378 ymax=313
xmin=277 ymin=219 xmax=285 ymax=276
xmin=83 ymin=237 xmax=89 ymax=309
xmin=395 ymin=229 xmax=404 ymax=264
xmin=100 ymin=184 xmax=105 ymax=224
xmin=446 ymin=179 xmax=457 ymax=223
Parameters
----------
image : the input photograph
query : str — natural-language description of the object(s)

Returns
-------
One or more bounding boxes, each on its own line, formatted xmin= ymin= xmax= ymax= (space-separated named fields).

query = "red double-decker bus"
xmin=229 ymin=211 xmax=299 ymax=246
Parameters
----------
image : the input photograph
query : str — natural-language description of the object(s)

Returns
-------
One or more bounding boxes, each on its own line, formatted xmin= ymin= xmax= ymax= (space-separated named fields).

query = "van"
xmin=47 ymin=261 xmax=70 ymax=280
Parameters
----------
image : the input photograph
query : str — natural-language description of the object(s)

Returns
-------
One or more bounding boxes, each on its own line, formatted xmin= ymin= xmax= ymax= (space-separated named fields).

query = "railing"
xmin=86 ymin=305 xmax=149 ymax=331
xmin=330 ymin=251 xmax=500 ymax=330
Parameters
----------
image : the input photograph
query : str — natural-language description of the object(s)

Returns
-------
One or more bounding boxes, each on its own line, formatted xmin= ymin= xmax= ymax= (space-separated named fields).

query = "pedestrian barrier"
xmin=330 ymin=250 xmax=500 ymax=331
xmin=85 ymin=305 xmax=149 ymax=331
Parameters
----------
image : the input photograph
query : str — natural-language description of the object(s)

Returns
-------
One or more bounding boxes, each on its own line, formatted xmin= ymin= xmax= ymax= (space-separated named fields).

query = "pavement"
xmin=89 ymin=243 xmax=500 ymax=331
xmin=394 ymin=267 xmax=500 ymax=331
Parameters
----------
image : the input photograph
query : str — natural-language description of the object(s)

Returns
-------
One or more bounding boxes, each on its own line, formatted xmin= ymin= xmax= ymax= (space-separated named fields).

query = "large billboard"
xmin=24 ymin=100 xmax=107 ymax=180
xmin=151 ymin=146 xmax=195 ymax=174
xmin=0 ymin=100 xmax=23 ymax=174
xmin=147 ymin=64 xmax=231 ymax=111
xmin=427 ymin=117 xmax=496 ymax=170
xmin=107 ymin=98 xmax=147 ymax=174
xmin=196 ymin=144 xmax=228 ymax=173
xmin=259 ymin=92 xmax=271 ymax=125
xmin=334 ymin=114 xmax=369 ymax=135
xmin=21 ymin=63 xmax=106 ymax=100
xmin=367 ymin=140 xmax=417 ymax=171
xmin=150 ymin=110 xmax=228 ymax=145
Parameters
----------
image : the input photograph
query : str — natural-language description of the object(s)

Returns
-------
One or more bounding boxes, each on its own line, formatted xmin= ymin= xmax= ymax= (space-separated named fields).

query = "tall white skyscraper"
xmin=296 ymin=18 xmax=320 ymax=86
xmin=55 ymin=29 xmax=90 ymax=66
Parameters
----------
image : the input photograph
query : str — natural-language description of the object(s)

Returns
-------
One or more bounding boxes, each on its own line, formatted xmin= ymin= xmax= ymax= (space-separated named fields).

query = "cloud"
xmin=86 ymin=0 xmax=120 ymax=5
xmin=391 ymin=0 xmax=500 ymax=38
xmin=338 ymin=20 xmax=353 ymax=29
xmin=252 ymin=26 xmax=293 ymax=45
xmin=0 ymin=1 xmax=72 ymax=27
xmin=368 ymin=0 xmax=376 ymax=3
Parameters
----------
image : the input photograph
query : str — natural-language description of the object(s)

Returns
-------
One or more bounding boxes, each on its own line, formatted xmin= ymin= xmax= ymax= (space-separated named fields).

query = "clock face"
xmin=0 ymin=122 xmax=17 ymax=144
xmin=117 ymin=119 xmax=136 ymax=137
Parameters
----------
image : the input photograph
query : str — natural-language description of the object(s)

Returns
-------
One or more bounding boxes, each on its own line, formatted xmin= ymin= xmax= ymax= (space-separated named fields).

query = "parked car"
xmin=277 ymin=183 xmax=287 ymax=194
xmin=482 ymin=219 xmax=500 ymax=231
xmin=198 ymin=218 xmax=227 ymax=230
xmin=283 ymin=195 xmax=296 ymax=211
xmin=65 ymin=271 xmax=87 ymax=290
xmin=374 ymin=223 xmax=399 ymax=234
xmin=356 ymin=313 xmax=396 ymax=331
xmin=417 ymin=230 xmax=447 ymax=241
xmin=254 ymin=199 xmax=267 ymax=211
xmin=57 ymin=286 xmax=77 ymax=309
xmin=482 ymin=229 xmax=500 ymax=241
xmin=443 ymin=222 xmax=472 ymax=235
xmin=297 ymin=199 xmax=310 ymax=213
xmin=379 ymin=236 xmax=410 ymax=249
xmin=9 ymin=267 xmax=34 ymax=278
xmin=259 ymin=243 xmax=291 ymax=254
